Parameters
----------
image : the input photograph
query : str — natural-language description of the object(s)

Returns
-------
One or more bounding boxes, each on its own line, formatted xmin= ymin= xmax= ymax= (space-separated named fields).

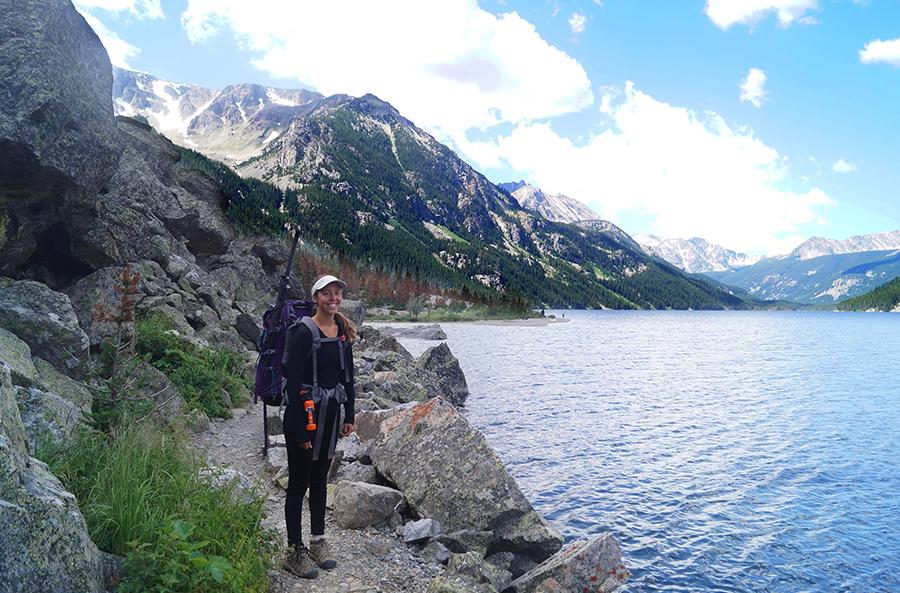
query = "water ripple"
xmin=439 ymin=311 xmax=900 ymax=593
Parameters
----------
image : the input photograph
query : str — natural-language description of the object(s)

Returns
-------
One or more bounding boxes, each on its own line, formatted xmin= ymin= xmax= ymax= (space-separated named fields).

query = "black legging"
xmin=284 ymin=431 xmax=331 ymax=545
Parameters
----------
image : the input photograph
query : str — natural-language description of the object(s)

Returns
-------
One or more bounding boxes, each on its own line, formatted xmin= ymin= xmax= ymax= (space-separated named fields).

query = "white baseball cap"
xmin=311 ymin=275 xmax=347 ymax=296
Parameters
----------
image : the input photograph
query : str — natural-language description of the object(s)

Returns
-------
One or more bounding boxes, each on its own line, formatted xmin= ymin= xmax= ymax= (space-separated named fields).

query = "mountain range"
xmin=112 ymin=67 xmax=900 ymax=307
xmin=112 ymin=68 xmax=756 ymax=310
xmin=635 ymin=232 xmax=900 ymax=304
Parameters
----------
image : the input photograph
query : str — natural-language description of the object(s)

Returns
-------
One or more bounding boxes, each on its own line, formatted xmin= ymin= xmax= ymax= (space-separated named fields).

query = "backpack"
xmin=254 ymin=299 xmax=315 ymax=407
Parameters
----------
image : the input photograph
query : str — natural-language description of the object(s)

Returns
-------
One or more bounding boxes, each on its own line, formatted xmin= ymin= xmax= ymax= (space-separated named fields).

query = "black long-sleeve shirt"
xmin=283 ymin=320 xmax=355 ymax=453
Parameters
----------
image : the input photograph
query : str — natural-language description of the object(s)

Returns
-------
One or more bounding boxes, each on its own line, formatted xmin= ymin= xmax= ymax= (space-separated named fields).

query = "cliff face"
xmin=0 ymin=0 xmax=121 ymax=275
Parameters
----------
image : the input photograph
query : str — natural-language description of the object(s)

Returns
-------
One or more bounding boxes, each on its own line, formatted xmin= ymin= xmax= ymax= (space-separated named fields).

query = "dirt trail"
xmin=192 ymin=402 xmax=443 ymax=593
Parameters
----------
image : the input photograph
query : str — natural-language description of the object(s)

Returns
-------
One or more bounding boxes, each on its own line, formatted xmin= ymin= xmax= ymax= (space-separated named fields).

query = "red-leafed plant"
xmin=85 ymin=264 xmax=155 ymax=434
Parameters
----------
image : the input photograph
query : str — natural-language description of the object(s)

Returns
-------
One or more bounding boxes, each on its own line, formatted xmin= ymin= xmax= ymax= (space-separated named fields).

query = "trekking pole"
xmin=263 ymin=226 xmax=301 ymax=457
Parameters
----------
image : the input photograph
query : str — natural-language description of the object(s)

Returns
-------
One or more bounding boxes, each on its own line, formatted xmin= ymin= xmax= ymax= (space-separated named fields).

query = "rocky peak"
xmin=788 ymin=230 xmax=900 ymax=260
xmin=501 ymin=181 xmax=600 ymax=224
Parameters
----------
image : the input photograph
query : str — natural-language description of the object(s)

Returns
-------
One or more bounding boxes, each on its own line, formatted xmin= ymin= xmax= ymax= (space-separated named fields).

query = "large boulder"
xmin=0 ymin=364 xmax=108 ymax=592
xmin=503 ymin=533 xmax=631 ymax=593
xmin=377 ymin=323 xmax=447 ymax=340
xmin=0 ymin=278 xmax=90 ymax=377
xmin=0 ymin=0 xmax=121 ymax=272
xmin=355 ymin=326 xmax=468 ymax=408
xmin=59 ymin=117 xmax=236 ymax=272
xmin=410 ymin=342 xmax=468 ymax=405
xmin=370 ymin=398 xmax=563 ymax=562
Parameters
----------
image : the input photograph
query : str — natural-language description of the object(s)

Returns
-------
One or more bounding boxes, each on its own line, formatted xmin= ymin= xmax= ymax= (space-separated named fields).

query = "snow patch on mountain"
xmin=635 ymin=235 xmax=764 ymax=274
xmin=266 ymin=88 xmax=297 ymax=107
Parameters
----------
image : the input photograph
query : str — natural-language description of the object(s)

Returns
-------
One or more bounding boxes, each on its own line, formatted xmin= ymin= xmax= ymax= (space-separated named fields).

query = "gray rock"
xmin=65 ymin=264 xmax=142 ymax=349
xmin=370 ymin=398 xmax=563 ymax=563
xmin=234 ymin=311 xmax=262 ymax=343
xmin=354 ymin=404 xmax=415 ymax=442
xmin=265 ymin=446 xmax=287 ymax=474
xmin=333 ymin=460 xmax=379 ymax=485
xmin=412 ymin=342 xmax=468 ymax=406
xmin=403 ymin=518 xmax=446 ymax=544
xmin=108 ymin=359 xmax=183 ymax=424
xmin=33 ymin=357 xmax=92 ymax=408
xmin=485 ymin=551 xmax=538 ymax=581
xmin=59 ymin=118 xmax=236 ymax=271
xmin=332 ymin=480 xmax=405 ymax=529
xmin=0 ymin=280 xmax=90 ymax=378
xmin=434 ymin=530 xmax=496 ymax=556
xmin=445 ymin=552 xmax=513 ymax=593
xmin=15 ymin=385 xmax=83 ymax=450
xmin=0 ymin=326 xmax=37 ymax=387
xmin=421 ymin=541 xmax=453 ymax=565
xmin=334 ymin=431 xmax=363 ymax=461
xmin=355 ymin=325 xmax=468 ymax=407
xmin=0 ymin=0 xmax=121 ymax=275
xmin=357 ymin=325 xmax=414 ymax=359
xmin=176 ymin=408 xmax=210 ymax=434
xmin=198 ymin=467 xmax=260 ymax=506
xmin=0 ymin=364 xmax=107 ymax=592
xmin=503 ymin=533 xmax=631 ymax=593
xmin=341 ymin=299 xmax=367 ymax=327
xmin=379 ymin=324 xmax=447 ymax=340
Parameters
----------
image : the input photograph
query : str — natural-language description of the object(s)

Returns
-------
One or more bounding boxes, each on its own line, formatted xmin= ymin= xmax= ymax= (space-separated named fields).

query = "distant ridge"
xmin=113 ymin=67 xmax=325 ymax=165
xmin=634 ymin=235 xmax=763 ymax=274
xmin=788 ymin=230 xmax=900 ymax=260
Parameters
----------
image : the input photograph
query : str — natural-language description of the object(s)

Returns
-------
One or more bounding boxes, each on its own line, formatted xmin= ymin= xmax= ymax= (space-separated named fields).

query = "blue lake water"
xmin=412 ymin=311 xmax=900 ymax=592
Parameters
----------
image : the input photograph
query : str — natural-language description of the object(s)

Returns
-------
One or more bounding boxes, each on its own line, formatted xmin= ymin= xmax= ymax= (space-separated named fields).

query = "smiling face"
xmin=313 ymin=282 xmax=343 ymax=316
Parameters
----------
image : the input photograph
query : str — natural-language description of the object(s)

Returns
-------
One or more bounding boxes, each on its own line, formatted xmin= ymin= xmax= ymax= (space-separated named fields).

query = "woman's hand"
xmin=300 ymin=441 xmax=312 ymax=450
xmin=341 ymin=423 xmax=355 ymax=437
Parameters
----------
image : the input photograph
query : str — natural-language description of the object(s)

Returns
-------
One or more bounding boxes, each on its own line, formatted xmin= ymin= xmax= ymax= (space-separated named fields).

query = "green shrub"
xmin=136 ymin=314 xmax=247 ymax=418
xmin=120 ymin=520 xmax=232 ymax=593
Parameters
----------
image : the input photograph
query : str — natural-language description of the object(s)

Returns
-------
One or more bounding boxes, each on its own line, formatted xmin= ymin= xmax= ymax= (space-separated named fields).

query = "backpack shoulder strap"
xmin=299 ymin=317 xmax=321 ymax=351
xmin=299 ymin=317 xmax=321 ymax=387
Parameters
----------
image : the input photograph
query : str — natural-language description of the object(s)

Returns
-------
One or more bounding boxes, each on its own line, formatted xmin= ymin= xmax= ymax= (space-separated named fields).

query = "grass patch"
xmin=34 ymin=423 xmax=277 ymax=593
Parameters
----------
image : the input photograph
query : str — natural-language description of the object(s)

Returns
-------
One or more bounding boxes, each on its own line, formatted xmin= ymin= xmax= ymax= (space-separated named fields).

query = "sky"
xmin=73 ymin=0 xmax=900 ymax=256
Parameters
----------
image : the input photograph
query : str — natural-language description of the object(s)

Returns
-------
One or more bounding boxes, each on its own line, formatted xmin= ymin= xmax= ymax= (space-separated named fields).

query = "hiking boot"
xmin=309 ymin=537 xmax=337 ymax=569
xmin=283 ymin=544 xmax=318 ymax=579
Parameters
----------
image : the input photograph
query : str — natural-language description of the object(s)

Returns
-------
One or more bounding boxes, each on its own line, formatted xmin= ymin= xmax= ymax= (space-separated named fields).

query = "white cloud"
xmin=704 ymin=0 xmax=819 ymax=30
xmin=181 ymin=0 xmax=593 ymax=139
xmin=74 ymin=0 xmax=163 ymax=19
xmin=739 ymin=67 xmax=769 ymax=108
xmin=832 ymin=158 xmax=858 ymax=173
xmin=569 ymin=13 xmax=587 ymax=37
xmin=77 ymin=11 xmax=140 ymax=67
xmin=458 ymin=82 xmax=835 ymax=255
xmin=859 ymin=38 xmax=900 ymax=66
xmin=74 ymin=0 xmax=163 ymax=67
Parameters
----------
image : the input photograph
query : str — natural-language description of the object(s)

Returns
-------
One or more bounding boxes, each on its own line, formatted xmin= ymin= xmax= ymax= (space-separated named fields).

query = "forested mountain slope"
xmin=117 ymin=72 xmax=759 ymax=309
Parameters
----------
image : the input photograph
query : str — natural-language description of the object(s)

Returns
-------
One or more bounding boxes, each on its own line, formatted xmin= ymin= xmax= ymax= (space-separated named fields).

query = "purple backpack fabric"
xmin=254 ymin=299 xmax=315 ymax=407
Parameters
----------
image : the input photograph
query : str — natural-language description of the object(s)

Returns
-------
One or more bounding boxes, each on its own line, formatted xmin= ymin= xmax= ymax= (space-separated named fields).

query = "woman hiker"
xmin=282 ymin=274 xmax=357 ymax=579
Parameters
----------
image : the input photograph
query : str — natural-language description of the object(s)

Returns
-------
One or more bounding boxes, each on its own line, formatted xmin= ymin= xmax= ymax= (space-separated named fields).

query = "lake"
xmin=396 ymin=311 xmax=900 ymax=592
